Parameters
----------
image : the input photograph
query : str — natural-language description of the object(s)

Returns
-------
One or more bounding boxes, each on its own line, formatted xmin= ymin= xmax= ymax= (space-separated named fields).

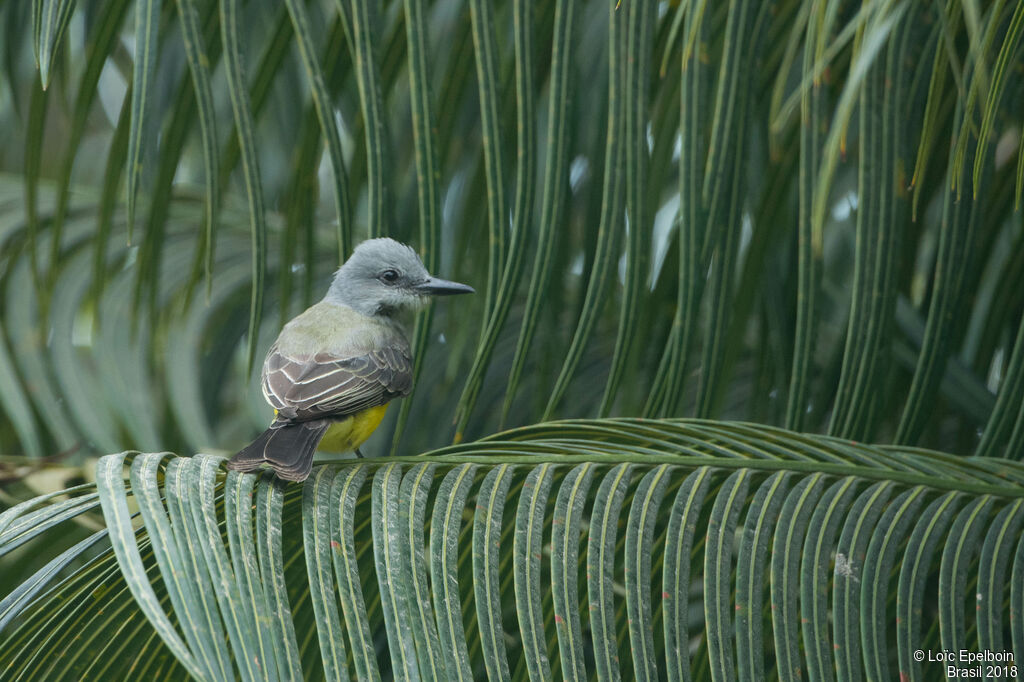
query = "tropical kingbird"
xmin=227 ymin=238 xmax=474 ymax=481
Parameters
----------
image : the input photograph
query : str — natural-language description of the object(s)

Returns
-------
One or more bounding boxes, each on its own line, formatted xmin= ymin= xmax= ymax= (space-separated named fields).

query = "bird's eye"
xmin=379 ymin=269 xmax=399 ymax=284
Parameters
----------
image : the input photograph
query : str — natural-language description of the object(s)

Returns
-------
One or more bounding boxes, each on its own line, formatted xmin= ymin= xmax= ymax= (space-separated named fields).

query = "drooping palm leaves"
xmin=2 ymin=0 xmax=1024 ymax=677
xmin=2 ymin=0 xmax=1022 ymax=458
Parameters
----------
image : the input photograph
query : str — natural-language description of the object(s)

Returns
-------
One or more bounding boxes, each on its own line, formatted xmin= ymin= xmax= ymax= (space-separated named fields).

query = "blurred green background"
xmin=0 ymin=0 xmax=1021 ymax=484
xmin=1 ymin=0 xmax=1023 ymax=677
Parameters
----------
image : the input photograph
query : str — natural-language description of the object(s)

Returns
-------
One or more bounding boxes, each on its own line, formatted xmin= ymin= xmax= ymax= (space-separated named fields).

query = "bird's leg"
xmin=355 ymin=447 xmax=365 ymax=459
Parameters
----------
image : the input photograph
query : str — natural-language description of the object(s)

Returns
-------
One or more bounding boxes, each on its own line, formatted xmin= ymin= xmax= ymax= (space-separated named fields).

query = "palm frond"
xmin=4 ymin=420 xmax=1024 ymax=678
xmin=2 ymin=0 xmax=1024 ymax=674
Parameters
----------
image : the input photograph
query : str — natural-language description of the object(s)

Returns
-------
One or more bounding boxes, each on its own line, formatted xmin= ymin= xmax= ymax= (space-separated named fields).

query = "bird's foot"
xmin=355 ymin=447 xmax=365 ymax=459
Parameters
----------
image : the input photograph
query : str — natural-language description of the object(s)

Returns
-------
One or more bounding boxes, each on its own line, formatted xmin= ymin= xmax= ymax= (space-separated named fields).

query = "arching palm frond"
xmin=3 ymin=420 xmax=1024 ymax=679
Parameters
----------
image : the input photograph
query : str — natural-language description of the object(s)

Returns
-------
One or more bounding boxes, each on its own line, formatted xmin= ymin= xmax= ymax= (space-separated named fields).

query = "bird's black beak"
xmin=415 ymin=277 xmax=475 ymax=296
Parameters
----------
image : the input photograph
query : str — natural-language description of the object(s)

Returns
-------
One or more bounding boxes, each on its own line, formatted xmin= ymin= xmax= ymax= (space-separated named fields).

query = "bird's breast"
xmin=276 ymin=301 xmax=406 ymax=357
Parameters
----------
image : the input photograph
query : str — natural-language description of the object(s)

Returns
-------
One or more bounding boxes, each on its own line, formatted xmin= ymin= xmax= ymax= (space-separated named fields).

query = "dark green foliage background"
xmin=0 ymin=0 xmax=1019 ymax=463
xmin=1 ymin=0 xmax=1023 ymax=678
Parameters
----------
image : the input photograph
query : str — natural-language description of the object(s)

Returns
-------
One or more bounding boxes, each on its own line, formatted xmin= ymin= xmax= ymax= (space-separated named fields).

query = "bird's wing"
xmin=261 ymin=342 xmax=413 ymax=421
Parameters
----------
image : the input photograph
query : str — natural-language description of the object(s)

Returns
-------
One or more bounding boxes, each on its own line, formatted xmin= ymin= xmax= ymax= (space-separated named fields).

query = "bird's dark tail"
xmin=226 ymin=420 xmax=330 ymax=482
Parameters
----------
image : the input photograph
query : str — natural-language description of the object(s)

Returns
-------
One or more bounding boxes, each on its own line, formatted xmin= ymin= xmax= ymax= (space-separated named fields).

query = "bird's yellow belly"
xmin=317 ymin=404 xmax=390 ymax=453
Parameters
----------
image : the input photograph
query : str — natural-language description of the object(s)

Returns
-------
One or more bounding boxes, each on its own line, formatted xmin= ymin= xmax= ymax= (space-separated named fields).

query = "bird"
xmin=226 ymin=238 xmax=474 ymax=481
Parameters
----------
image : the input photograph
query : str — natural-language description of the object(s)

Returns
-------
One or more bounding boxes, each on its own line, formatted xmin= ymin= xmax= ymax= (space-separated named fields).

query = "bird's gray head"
xmin=325 ymin=238 xmax=475 ymax=317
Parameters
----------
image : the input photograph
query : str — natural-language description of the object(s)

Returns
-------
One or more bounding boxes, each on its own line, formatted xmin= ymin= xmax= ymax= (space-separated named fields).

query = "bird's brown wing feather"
xmin=262 ymin=343 xmax=413 ymax=422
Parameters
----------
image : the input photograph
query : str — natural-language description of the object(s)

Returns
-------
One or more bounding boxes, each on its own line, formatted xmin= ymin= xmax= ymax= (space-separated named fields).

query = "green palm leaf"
xmin=5 ymin=420 xmax=1024 ymax=678
xmin=3 ymin=0 xmax=1024 ymax=676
